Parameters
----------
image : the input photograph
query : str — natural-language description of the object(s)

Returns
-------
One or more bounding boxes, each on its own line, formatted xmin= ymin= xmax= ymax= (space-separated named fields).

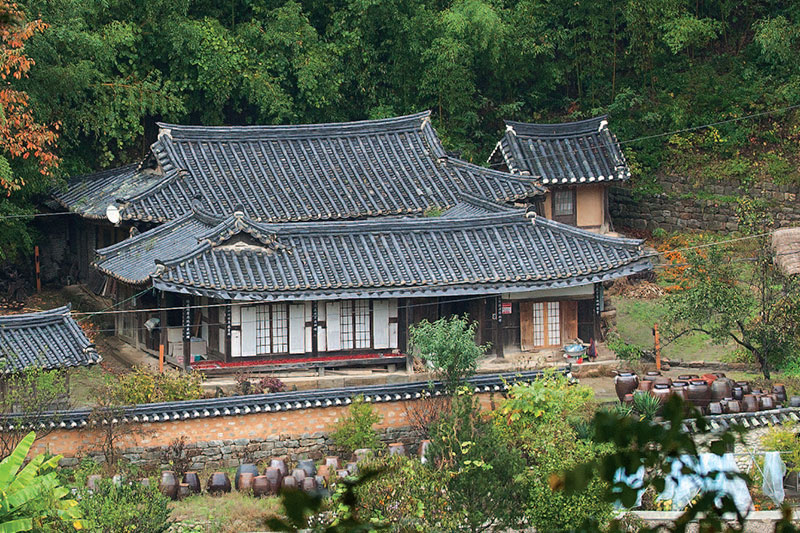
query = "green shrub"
xmin=428 ymin=389 xmax=528 ymax=532
xmin=632 ymin=391 xmax=661 ymax=421
xmin=409 ymin=314 xmax=488 ymax=392
xmin=607 ymin=334 xmax=645 ymax=362
xmin=101 ymin=367 xmax=204 ymax=405
xmin=330 ymin=395 xmax=384 ymax=455
xmin=75 ymin=478 xmax=172 ymax=533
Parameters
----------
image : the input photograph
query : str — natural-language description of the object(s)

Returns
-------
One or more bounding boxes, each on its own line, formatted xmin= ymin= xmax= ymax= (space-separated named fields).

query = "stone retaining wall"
xmin=610 ymin=176 xmax=800 ymax=233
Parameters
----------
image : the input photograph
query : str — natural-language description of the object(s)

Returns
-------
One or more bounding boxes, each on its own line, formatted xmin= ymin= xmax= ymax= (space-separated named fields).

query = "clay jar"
xmin=270 ymin=458 xmax=288 ymax=478
xmin=207 ymin=472 xmax=232 ymax=495
xmin=419 ymin=440 xmax=432 ymax=464
xmin=774 ymin=384 xmax=788 ymax=403
xmin=177 ymin=483 xmax=191 ymax=500
xmin=301 ymin=477 xmax=317 ymax=493
xmin=670 ymin=381 xmax=689 ymax=402
xmin=388 ymin=443 xmax=407 ymax=456
xmin=253 ymin=476 xmax=270 ymax=498
xmin=86 ymin=474 xmax=103 ymax=491
xmin=638 ymin=380 xmax=654 ymax=393
xmin=760 ymin=395 xmax=776 ymax=410
xmin=264 ymin=467 xmax=282 ymax=495
xmin=292 ymin=468 xmax=307 ymax=484
xmin=183 ymin=472 xmax=201 ymax=494
xmin=282 ymin=476 xmax=298 ymax=491
xmin=732 ymin=387 xmax=744 ymax=401
xmin=736 ymin=381 xmax=751 ymax=395
xmin=725 ymin=399 xmax=742 ymax=413
xmin=742 ymin=394 xmax=759 ymax=413
xmin=159 ymin=471 xmax=179 ymax=500
xmin=325 ymin=457 xmax=341 ymax=470
xmin=623 ymin=393 xmax=635 ymax=407
xmin=711 ymin=377 xmax=734 ymax=401
xmin=297 ymin=459 xmax=316 ymax=478
xmin=643 ymin=371 xmax=662 ymax=382
xmin=238 ymin=473 xmax=255 ymax=493
xmin=708 ymin=402 xmax=723 ymax=415
xmin=235 ymin=464 xmax=260 ymax=491
xmin=651 ymin=383 xmax=672 ymax=404
xmin=614 ymin=372 xmax=640 ymax=401
xmin=687 ymin=380 xmax=712 ymax=411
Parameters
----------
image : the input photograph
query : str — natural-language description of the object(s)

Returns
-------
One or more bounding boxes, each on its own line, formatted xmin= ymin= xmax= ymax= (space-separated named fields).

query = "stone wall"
xmin=610 ymin=176 xmax=800 ymax=233
xmin=34 ymin=394 xmax=497 ymax=471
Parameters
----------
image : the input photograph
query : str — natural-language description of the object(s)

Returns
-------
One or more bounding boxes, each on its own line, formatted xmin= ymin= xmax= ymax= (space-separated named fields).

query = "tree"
xmin=0 ymin=366 xmax=68 ymax=458
xmin=664 ymin=232 xmax=800 ymax=379
xmin=409 ymin=314 xmax=487 ymax=393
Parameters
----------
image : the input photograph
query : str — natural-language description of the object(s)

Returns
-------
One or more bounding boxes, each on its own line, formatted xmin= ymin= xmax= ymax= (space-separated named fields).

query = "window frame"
xmin=340 ymin=299 xmax=374 ymax=350
xmin=254 ymin=303 xmax=289 ymax=355
xmin=552 ymin=188 xmax=575 ymax=217
xmin=531 ymin=301 xmax=561 ymax=347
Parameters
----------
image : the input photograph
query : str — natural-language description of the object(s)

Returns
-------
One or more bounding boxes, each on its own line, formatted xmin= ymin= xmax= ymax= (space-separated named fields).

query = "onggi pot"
xmin=207 ymin=472 xmax=232 ymax=495
xmin=159 ymin=471 xmax=179 ymax=500
xmin=614 ymin=372 xmax=639 ymax=401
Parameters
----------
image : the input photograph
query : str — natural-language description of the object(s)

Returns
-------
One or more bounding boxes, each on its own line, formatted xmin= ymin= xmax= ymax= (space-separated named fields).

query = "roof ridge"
xmin=0 ymin=304 xmax=72 ymax=326
xmin=532 ymin=215 xmax=643 ymax=247
xmin=505 ymin=115 xmax=609 ymax=137
xmin=157 ymin=111 xmax=433 ymax=141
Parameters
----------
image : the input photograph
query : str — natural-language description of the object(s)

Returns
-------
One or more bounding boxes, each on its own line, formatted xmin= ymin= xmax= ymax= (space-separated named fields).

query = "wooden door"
xmin=520 ymin=301 xmax=534 ymax=351
xmin=560 ymin=301 xmax=578 ymax=343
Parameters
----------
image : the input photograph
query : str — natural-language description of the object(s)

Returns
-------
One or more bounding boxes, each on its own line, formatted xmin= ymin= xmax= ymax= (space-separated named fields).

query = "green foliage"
xmin=409 ymin=314 xmax=487 ymax=393
xmin=330 ymin=395 xmax=384 ymax=456
xmin=632 ymin=391 xmax=661 ymax=421
xmin=100 ymin=367 xmax=204 ymax=405
xmin=74 ymin=478 xmax=171 ymax=533
xmin=495 ymin=376 xmax=613 ymax=531
xmin=607 ymin=333 xmax=645 ymax=362
xmin=0 ymin=367 xmax=68 ymax=458
xmin=0 ymin=432 xmax=83 ymax=532
xmin=664 ymin=234 xmax=800 ymax=378
xmin=761 ymin=422 xmax=800 ymax=474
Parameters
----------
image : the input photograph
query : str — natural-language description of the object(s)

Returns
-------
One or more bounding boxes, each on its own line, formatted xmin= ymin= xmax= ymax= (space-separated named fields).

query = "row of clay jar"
xmin=153 ymin=441 xmax=430 ymax=500
xmin=614 ymin=371 xmax=793 ymax=414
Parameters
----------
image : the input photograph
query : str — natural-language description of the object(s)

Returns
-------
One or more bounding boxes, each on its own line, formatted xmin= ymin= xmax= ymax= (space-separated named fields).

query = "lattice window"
xmin=532 ymin=302 xmax=545 ymax=346
xmin=553 ymin=189 xmax=574 ymax=216
xmin=531 ymin=301 xmax=560 ymax=347
xmin=547 ymin=302 xmax=561 ymax=346
xmin=340 ymin=300 xmax=372 ymax=350
xmin=255 ymin=304 xmax=289 ymax=354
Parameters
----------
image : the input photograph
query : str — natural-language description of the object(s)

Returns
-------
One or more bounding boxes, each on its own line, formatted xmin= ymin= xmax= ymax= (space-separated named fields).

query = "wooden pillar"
xmin=159 ymin=291 xmax=167 ymax=373
xmin=181 ymin=298 xmax=191 ymax=371
xmin=311 ymin=301 xmax=319 ymax=357
xmin=494 ymin=295 xmax=504 ymax=358
xmin=398 ymin=299 xmax=408 ymax=353
xmin=224 ymin=304 xmax=232 ymax=362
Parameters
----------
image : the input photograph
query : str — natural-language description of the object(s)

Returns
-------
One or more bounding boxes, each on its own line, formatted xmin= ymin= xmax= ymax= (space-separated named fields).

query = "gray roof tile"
xmin=117 ymin=201 xmax=652 ymax=301
xmin=59 ymin=112 xmax=545 ymax=223
xmin=492 ymin=115 xmax=630 ymax=184
xmin=0 ymin=305 xmax=101 ymax=372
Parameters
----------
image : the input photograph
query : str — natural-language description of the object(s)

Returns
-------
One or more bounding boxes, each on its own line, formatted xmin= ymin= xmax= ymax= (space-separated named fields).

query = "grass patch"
xmin=170 ymin=492 xmax=282 ymax=533
xmin=614 ymin=297 xmax=738 ymax=362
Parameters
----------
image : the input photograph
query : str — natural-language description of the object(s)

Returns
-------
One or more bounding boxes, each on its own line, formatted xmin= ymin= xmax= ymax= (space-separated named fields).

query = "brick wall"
xmin=33 ymin=395 xmax=497 ymax=470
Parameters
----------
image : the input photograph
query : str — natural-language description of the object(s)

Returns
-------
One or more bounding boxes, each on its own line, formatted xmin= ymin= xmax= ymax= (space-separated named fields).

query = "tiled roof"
xmin=681 ymin=408 xmax=800 ymax=433
xmin=0 ymin=305 xmax=101 ymax=373
xmin=58 ymin=112 xmax=545 ymax=223
xmin=0 ymin=369 xmax=568 ymax=431
xmin=136 ymin=202 xmax=650 ymax=301
xmin=490 ymin=115 xmax=630 ymax=184
xmin=53 ymin=164 xmax=161 ymax=219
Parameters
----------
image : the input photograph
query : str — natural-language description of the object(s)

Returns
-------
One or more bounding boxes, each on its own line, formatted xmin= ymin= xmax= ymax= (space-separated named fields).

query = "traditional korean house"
xmin=0 ymin=304 xmax=101 ymax=373
xmin=54 ymin=112 xmax=545 ymax=284
xmin=489 ymin=115 xmax=630 ymax=233
xmin=93 ymin=197 xmax=650 ymax=369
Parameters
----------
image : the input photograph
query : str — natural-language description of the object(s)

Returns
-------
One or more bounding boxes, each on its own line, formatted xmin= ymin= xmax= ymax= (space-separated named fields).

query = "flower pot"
xmin=183 ymin=472 xmax=201 ymax=494
xmin=159 ymin=471 xmax=179 ymax=500
xmin=253 ymin=475 xmax=270 ymax=498
xmin=235 ymin=464 xmax=260 ymax=490
xmin=614 ymin=372 xmax=639 ymax=401
xmin=207 ymin=472 xmax=231 ymax=495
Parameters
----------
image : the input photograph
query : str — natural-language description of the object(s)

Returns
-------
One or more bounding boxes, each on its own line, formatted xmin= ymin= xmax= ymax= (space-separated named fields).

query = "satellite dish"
xmin=106 ymin=204 xmax=121 ymax=225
